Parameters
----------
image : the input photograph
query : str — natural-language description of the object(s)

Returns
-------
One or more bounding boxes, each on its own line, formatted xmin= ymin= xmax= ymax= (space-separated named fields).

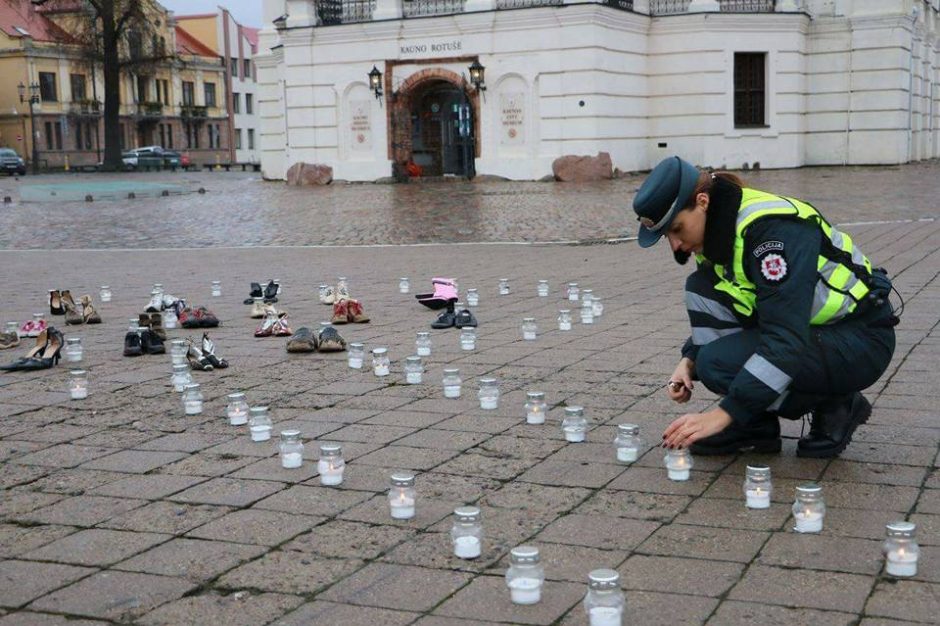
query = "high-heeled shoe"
xmin=49 ymin=290 xmax=64 ymax=315
xmin=61 ymin=290 xmax=77 ymax=311
xmin=263 ymin=280 xmax=278 ymax=304
xmin=63 ymin=300 xmax=83 ymax=326
xmin=272 ymin=313 xmax=293 ymax=337
xmin=80 ymin=295 xmax=102 ymax=324
xmin=201 ymin=333 xmax=228 ymax=368
xmin=254 ymin=311 xmax=278 ymax=337
xmin=186 ymin=339 xmax=214 ymax=371
xmin=1 ymin=327 xmax=61 ymax=370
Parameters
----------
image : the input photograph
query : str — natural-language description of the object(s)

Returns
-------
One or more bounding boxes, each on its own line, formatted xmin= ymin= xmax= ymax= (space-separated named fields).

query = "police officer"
xmin=632 ymin=156 xmax=897 ymax=457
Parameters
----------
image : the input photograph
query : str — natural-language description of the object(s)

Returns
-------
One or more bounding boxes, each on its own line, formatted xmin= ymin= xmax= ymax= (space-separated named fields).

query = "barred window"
xmin=734 ymin=52 xmax=766 ymax=127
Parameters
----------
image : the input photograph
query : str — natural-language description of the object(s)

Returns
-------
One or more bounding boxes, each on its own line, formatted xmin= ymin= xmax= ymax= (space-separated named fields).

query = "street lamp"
xmin=468 ymin=60 xmax=486 ymax=92
xmin=18 ymin=82 xmax=40 ymax=174
xmin=368 ymin=65 xmax=383 ymax=100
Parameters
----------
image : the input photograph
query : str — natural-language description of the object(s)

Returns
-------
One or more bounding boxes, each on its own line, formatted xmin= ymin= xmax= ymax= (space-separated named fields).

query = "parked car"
xmin=0 ymin=148 xmax=27 ymax=175
xmin=122 ymin=146 xmax=165 ymax=170
xmin=161 ymin=150 xmax=182 ymax=169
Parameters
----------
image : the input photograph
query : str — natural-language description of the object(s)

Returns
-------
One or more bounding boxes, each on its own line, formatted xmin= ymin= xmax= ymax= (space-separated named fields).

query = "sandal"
xmin=286 ymin=327 xmax=318 ymax=353
xmin=201 ymin=332 xmax=228 ymax=368
xmin=317 ymin=325 xmax=347 ymax=352
xmin=80 ymin=295 xmax=102 ymax=324
xmin=49 ymin=290 xmax=64 ymax=315
xmin=186 ymin=339 xmax=214 ymax=371
xmin=331 ymin=299 xmax=349 ymax=324
xmin=347 ymin=299 xmax=370 ymax=323
xmin=254 ymin=311 xmax=278 ymax=337
xmin=273 ymin=313 xmax=293 ymax=337
xmin=431 ymin=306 xmax=457 ymax=329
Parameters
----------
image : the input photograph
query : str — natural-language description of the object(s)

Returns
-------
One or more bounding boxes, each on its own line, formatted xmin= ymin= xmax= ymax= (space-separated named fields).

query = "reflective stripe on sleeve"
xmin=743 ymin=354 xmax=792 ymax=394
xmin=691 ymin=326 xmax=743 ymax=346
xmin=685 ymin=292 xmax=739 ymax=323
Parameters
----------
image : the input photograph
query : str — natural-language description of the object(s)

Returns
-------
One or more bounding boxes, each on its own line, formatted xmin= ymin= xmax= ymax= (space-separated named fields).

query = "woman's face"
xmin=665 ymin=193 xmax=709 ymax=255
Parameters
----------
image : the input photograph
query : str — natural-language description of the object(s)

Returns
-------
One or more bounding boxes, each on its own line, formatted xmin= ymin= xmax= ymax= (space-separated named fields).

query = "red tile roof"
xmin=175 ymin=24 xmax=217 ymax=58
xmin=242 ymin=26 xmax=259 ymax=53
xmin=0 ymin=0 xmax=75 ymax=43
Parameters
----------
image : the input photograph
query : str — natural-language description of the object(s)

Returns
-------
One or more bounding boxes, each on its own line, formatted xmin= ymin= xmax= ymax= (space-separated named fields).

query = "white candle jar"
xmin=388 ymin=472 xmax=416 ymax=520
xmin=5 ymin=321 xmax=17 ymax=335
xmin=415 ymin=331 xmax=432 ymax=357
xmin=170 ymin=339 xmax=187 ymax=366
xmin=451 ymin=506 xmax=483 ymax=559
xmin=128 ymin=318 xmax=141 ymax=332
xmin=181 ymin=383 xmax=203 ymax=415
xmin=226 ymin=392 xmax=249 ymax=425
xmin=279 ymin=429 xmax=304 ymax=469
xmin=211 ymin=280 xmax=222 ymax=297
xmin=521 ymin=318 xmax=538 ymax=341
xmin=399 ymin=277 xmax=410 ymax=294
xmin=580 ymin=300 xmax=595 ymax=324
xmin=170 ymin=364 xmax=191 ymax=392
xmin=537 ymin=280 xmax=549 ymax=297
xmin=460 ymin=327 xmax=476 ymax=351
xmin=318 ymin=284 xmax=330 ymax=301
xmin=99 ymin=285 xmax=112 ymax=302
xmin=404 ymin=355 xmax=423 ymax=384
xmin=883 ymin=521 xmax=919 ymax=577
xmin=372 ymin=347 xmax=390 ymax=377
xmin=562 ymin=406 xmax=587 ymax=442
xmin=316 ymin=443 xmax=345 ymax=485
xmin=498 ymin=278 xmax=510 ymax=296
xmin=336 ymin=276 xmax=348 ymax=293
xmin=613 ymin=424 xmax=641 ymax=463
xmin=64 ymin=337 xmax=83 ymax=363
xmin=558 ymin=309 xmax=572 ymax=331
xmin=506 ymin=545 xmax=544 ymax=605
xmin=153 ymin=283 xmax=164 ymax=297
xmin=68 ymin=370 xmax=88 ymax=400
xmin=744 ymin=464 xmax=773 ymax=509
xmin=347 ymin=343 xmax=365 ymax=369
xmin=443 ymin=368 xmax=462 ymax=399
xmin=163 ymin=307 xmax=178 ymax=329
xmin=567 ymin=282 xmax=580 ymax=302
xmin=248 ymin=406 xmax=273 ymax=442
xmin=525 ymin=391 xmax=546 ymax=425
xmin=581 ymin=289 xmax=593 ymax=306
xmin=792 ymin=483 xmax=825 ymax=533
xmin=592 ymin=297 xmax=604 ymax=317
xmin=466 ymin=288 xmax=479 ymax=307
xmin=664 ymin=448 xmax=693 ymax=481
xmin=584 ymin=569 xmax=624 ymax=626
xmin=478 ymin=378 xmax=499 ymax=410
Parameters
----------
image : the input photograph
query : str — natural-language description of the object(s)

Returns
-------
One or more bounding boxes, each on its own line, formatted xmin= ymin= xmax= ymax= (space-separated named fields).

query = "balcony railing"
xmin=402 ymin=0 xmax=466 ymax=18
xmin=318 ymin=0 xmax=375 ymax=24
xmin=137 ymin=102 xmax=163 ymax=118
xmin=496 ymin=0 xmax=565 ymax=9
xmin=69 ymin=100 xmax=101 ymax=117
xmin=180 ymin=104 xmax=208 ymax=118
xmin=649 ymin=0 xmax=775 ymax=14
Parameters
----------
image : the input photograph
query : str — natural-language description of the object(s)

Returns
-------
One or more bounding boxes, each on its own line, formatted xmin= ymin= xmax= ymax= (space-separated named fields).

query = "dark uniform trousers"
xmin=684 ymin=269 xmax=896 ymax=420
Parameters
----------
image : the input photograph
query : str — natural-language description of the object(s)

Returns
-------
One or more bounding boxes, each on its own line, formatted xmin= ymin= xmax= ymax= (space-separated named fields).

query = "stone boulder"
xmin=286 ymin=162 xmax=333 ymax=186
xmin=551 ymin=152 xmax=613 ymax=182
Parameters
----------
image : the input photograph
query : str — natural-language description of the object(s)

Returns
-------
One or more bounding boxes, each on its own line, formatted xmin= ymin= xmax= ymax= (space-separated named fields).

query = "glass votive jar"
xmin=883 ymin=521 xmax=919 ymax=577
xmin=170 ymin=339 xmax=187 ymax=366
xmin=584 ymin=569 xmax=625 ymax=626
xmin=372 ymin=347 xmax=390 ymax=377
xmin=558 ymin=309 xmax=572 ymax=331
xmin=128 ymin=318 xmax=141 ymax=332
xmin=592 ymin=296 xmax=604 ymax=317
xmin=347 ymin=343 xmax=365 ymax=369
xmin=399 ymin=277 xmax=410 ymax=294
xmin=181 ymin=383 xmax=203 ymax=415
xmin=581 ymin=288 xmax=593 ymax=305
xmin=210 ymin=280 xmax=221 ymax=297
xmin=537 ymin=280 xmax=549 ymax=297
xmin=404 ymin=355 xmax=423 ymax=384
xmin=580 ymin=299 xmax=595 ymax=324
xmin=506 ymin=545 xmax=544 ymax=605
xmin=460 ymin=327 xmax=476 ymax=351
xmin=249 ymin=406 xmax=273 ymax=442
xmin=153 ymin=283 xmax=164 ymax=297
xmin=163 ymin=307 xmax=178 ymax=329
xmin=170 ymin=363 xmax=191 ymax=392
xmin=525 ymin=391 xmax=546 ymax=425
xmin=792 ymin=483 xmax=825 ymax=533
xmin=279 ymin=429 xmax=304 ymax=469
xmin=614 ymin=424 xmax=641 ymax=463
xmin=567 ymin=282 xmax=580 ymax=301
xmin=337 ymin=276 xmax=348 ymax=291
xmin=466 ymin=288 xmax=479 ymax=307
xmin=5 ymin=321 xmax=17 ymax=335
xmin=388 ymin=472 xmax=416 ymax=520
xmin=451 ymin=506 xmax=483 ymax=559
xmin=99 ymin=285 xmax=112 ymax=302
xmin=664 ymin=448 xmax=693 ymax=481
xmin=499 ymin=278 xmax=510 ymax=295
xmin=562 ymin=406 xmax=587 ymax=442
xmin=226 ymin=392 xmax=249 ymax=425
xmin=317 ymin=443 xmax=345 ymax=485
xmin=64 ymin=337 xmax=83 ymax=363
xmin=318 ymin=284 xmax=330 ymax=301
xmin=443 ymin=368 xmax=462 ymax=399
xmin=31 ymin=313 xmax=45 ymax=329
xmin=744 ymin=464 xmax=772 ymax=509
xmin=416 ymin=331 xmax=432 ymax=356
xmin=478 ymin=378 xmax=499 ymax=410
xmin=68 ymin=369 xmax=88 ymax=400
xmin=521 ymin=317 xmax=537 ymax=341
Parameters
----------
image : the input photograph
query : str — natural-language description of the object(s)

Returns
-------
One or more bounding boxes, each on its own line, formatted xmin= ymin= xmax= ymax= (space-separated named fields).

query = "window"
xmin=136 ymin=75 xmax=148 ymax=102
xmin=44 ymin=121 xmax=62 ymax=150
xmin=231 ymin=57 xmax=238 ymax=78
xmin=185 ymin=123 xmax=200 ymax=149
xmin=244 ymin=59 xmax=251 ymax=79
xmin=204 ymin=82 xmax=216 ymax=108
xmin=233 ymin=92 xmax=240 ymax=114
xmin=247 ymin=128 xmax=254 ymax=150
xmin=75 ymin=122 xmax=93 ymax=150
xmin=159 ymin=124 xmax=166 ymax=149
xmin=119 ymin=123 xmax=125 ymax=149
xmin=734 ymin=52 xmax=766 ymax=127
xmin=39 ymin=72 xmax=57 ymax=101
xmin=159 ymin=79 xmax=169 ymax=104
xmin=182 ymin=81 xmax=195 ymax=106
xmin=70 ymin=74 xmax=86 ymax=101
xmin=234 ymin=128 xmax=242 ymax=150
xmin=75 ymin=122 xmax=82 ymax=150
xmin=166 ymin=123 xmax=173 ymax=149
xmin=245 ymin=93 xmax=253 ymax=114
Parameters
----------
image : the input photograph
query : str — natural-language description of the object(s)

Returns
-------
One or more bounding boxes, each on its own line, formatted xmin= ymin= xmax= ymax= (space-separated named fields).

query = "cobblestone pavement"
xmin=0 ymin=160 xmax=938 ymax=249
xmin=0 ymin=201 xmax=937 ymax=625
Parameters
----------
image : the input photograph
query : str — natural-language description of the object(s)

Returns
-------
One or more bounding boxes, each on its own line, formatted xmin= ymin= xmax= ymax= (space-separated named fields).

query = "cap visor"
xmin=638 ymin=225 xmax=663 ymax=248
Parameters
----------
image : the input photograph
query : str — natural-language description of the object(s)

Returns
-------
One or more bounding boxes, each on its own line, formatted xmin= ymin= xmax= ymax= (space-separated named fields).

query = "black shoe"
xmin=244 ymin=282 xmax=263 ymax=305
xmin=263 ymin=280 xmax=278 ymax=304
xmin=689 ymin=418 xmax=781 ymax=456
xmin=797 ymin=392 xmax=871 ymax=458
xmin=140 ymin=329 xmax=166 ymax=355
xmin=431 ymin=309 xmax=456 ymax=329
xmin=454 ymin=308 xmax=478 ymax=328
xmin=123 ymin=332 xmax=143 ymax=357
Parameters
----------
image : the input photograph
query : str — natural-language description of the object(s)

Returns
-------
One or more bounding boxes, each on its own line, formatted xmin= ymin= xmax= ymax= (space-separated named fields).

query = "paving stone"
xmin=21 ymin=528 xmax=170 ymax=567
xmin=11 ymin=445 xmax=113 ymax=469
xmin=253 ymin=485 xmax=372 ymax=517
xmin=517 ymin=459 xmax=626 ymax=488
xmin=282 ymin=520 xmax=415 ymax=559
xmin=136 ymin=432 xmax=235 ymax=453
xmin=480 ymin=483 xmax=591 ymax=514
xmin=273 ymin=600 xmax=419 ymax=626
xmin=821 ymin=461 xmax=928 ymax=487
xmin=607 ymin=466 xmax=712 ymax=496
xmin=574 ymin=489 xmax=691 ymax=522
xmin=319 ymin=562 xmax=472 ymax=612
xmin=0 ymin=525 xmax=77 ymax=560
xmin=22 ymin=495 xmax=146 ymax=527
xmin=136 ymin=591 xmax=304 ymax=626
xmin=434 ymin=574 xmax=583 ymax=625
xmin=501 ymin=542 xmax=628 ymax=583
xmin=433 ymin=452 xmax=534 ymax=480
xmin=0 ymin=613 xmax=109 ymax=626
xmin=26 ymin=469 xmax=127 ymax=496
xmin=99 ymin=501 xmax=233 ymax=535
xmin=115 ymin=538 xmax=267 ymax=582
xmin=29 ymin=570 xmax=196 ymax=621
xmin=327 ymin=424 xmax=418 ymax=445
xmin=864 ymin=580 xmax=940 ymax=623
xmin=673 ymin=497 xmax=793 ymax=531
xmin=757 ymin=532 xmax=884 ymax=575
xmin=638 ymin=524 xmax=769 ymax=563
xmin=352 ymin=445 xmax=459 ymax=470
xmin=0 ymin=560 xmax=94 ymax=608
xmin=392 ymin=429 xmax=491 ymax=451
xmin=0 ymin=492 xmax=64 ymax=521
xmin=558 ymin=589 xmax=718 ymax=626
xmin=915 ymin=489 xmax=940 ymax=515
xmin=617 ymin=553 xmax=743 ymax=597
xmin=169 ymin=477 xmax=285 ymax=507
xmin=536 ymin=514 xmax=659 ymax=550
xmin=186 ymin=509 xmax=322 ymax=546
xmin=706 ymin=601 xmax=856 ymax=625
xmin=78 ymin=449 xmax=188 ymax=474
xmin=159 ymin=453 xmax=257 ymax=477
xmin=87 ymin=474 xmax=207 ymax=499
xmin=338 ymin=494 xmax=454 ymax=530
xmin=728 ymin=564 xmax=873 ymax=613
xmin=217 ymin=551 xmax=363 ymax=595
xmin=474 ymin=434 xmax=567 ymax=459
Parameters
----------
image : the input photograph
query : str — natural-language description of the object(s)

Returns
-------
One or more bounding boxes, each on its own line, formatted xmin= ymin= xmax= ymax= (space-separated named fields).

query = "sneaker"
xmin=347 ymin=299 xmax=370 ymax=323
xmin=0 ymin=331 xmax=20 ymax=350
xmin=331 ymin=299 xmax=349 ymax=324
xmin=319 ymin=285 xmax=336 ymax=305
xmin=317 ymin=325 xmax=347 ymax=352
xmin=797 ymin=392 xmax=872 ymax=458
xmin=194 ymin=307 xmax=220 ymax=328
xmin=249 ymin=298 xmax=266 ymax=319
xmin=145 ymin=292 xmax=163 ymax=313
xmin=286 ymin=327 xmax=318 ymax=353
xmin=336 ymin=283 xmax=350 ymax=301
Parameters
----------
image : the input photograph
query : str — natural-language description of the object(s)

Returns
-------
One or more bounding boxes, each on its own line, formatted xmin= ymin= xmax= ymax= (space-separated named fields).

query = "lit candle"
xmin=884 ymin=521 xmax=919 ymax=577
xmin=226 ymin=392 xmax=249 ymax=426
xmin=372 ymin=347 xmax=390 ymax=377
xmin=792 ymin=483 xmax=825 ymax=533
xmin=388 ymin=472 xmax=416 ymax=519
xmin=664 ymin=448 xmax=692 ymax=481
xmin=451 ymin=506 xmax=483 ymax=559
xmin=317 ymin=444 xmax=345 ymax=485
xmin=68 ymin=370 xmax=88 ymax=400
xmin=525 ymin=391 xmax=546 ymax=425
xmin=744 ymin=464 xmax=772 ymax=509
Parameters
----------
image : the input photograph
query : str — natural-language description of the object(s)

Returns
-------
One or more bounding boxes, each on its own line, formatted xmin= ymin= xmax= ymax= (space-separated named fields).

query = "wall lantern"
xmin=368 ymin=65 xmax=384 ymax=100
xmin=468 ymin=60 xmax=486 ymax=92
xmin=273 ymin=14 xmax=287 ymax=30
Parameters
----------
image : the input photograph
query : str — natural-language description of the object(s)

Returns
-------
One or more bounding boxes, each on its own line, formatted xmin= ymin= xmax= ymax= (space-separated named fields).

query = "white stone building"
xmin=255 ymin=0 xmax=939 ymax=181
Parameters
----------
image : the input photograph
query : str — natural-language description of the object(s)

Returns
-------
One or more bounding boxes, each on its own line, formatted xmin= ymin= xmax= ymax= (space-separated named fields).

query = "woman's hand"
xmin=667 ymin=358 xmax=695 ymax=403
xmin=662 ymin=408 xmax=733 ymax=449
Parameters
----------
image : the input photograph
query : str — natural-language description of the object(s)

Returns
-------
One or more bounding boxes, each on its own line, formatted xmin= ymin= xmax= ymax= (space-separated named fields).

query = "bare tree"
xmin=32 ymin=0 xmax=177 ymax=170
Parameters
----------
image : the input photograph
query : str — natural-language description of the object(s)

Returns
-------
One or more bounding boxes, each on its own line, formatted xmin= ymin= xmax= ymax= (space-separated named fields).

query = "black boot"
xmin=690 ymin=417 xmax=781 ymax=456
xmin=243 ymin=282 xmax=263 ymax=305
xmin=797 ymin=392 xmax=871 ymax=458
xmin=123 ymin=331 xmax=143 ymax=357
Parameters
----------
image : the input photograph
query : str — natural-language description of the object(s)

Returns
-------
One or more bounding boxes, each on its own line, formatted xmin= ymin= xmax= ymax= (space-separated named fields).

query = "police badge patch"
xmin=760 ymin=253 xmax=788 ymax=282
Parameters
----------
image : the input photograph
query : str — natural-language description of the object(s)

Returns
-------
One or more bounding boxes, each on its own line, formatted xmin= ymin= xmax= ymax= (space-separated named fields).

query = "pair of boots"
xmin=331 ymin=298 xmax=369 ymax=324
xmin=244 ymin=280 xmax=279 ymax=305
xmin=187 ymin=333 xmax=228 ymax=370
xmin=691 ymin=392 xmax=871 ymax=459
xmin=415 ymin=278 xmax=458 ymax=310
xmin=285 ymin=325 xmax=346 ymax=353
xmin=124 ymin=328 xmax=165 ymax=356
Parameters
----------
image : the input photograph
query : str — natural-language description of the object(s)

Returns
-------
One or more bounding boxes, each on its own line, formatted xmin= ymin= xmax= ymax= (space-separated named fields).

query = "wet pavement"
xmin=0 ymin=164 xmax=937 ymax=625
xmin=0 ymin=160 xmax=938 ymax=249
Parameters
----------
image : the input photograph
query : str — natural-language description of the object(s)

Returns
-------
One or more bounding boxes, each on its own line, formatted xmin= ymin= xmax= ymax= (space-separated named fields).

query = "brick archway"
xmin=387 ymin=64 xmax=481 ymax=178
